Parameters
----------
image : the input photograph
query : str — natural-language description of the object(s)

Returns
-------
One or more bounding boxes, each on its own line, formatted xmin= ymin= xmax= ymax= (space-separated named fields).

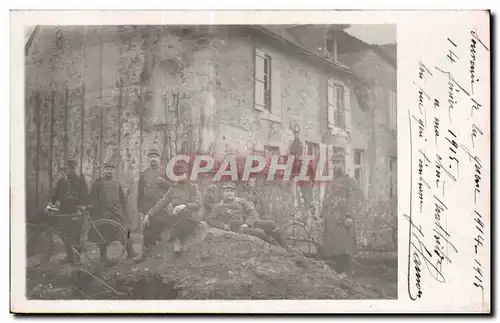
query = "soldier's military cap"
xmin=103 ymin=162 xmax=116 ymax=169
xmin=148 ymin=148 xmax=160 ymax=157
xmin=221 ymin=182 xmax=236 ymax=190
xmin=66 ymin=158 xmax=78 ymax=168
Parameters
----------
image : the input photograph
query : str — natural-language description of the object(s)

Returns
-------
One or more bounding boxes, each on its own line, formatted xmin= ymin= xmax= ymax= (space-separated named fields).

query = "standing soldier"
xmin=133 ymin=148 xmax=170 ymax=262
xmin=88 ymin=161 xmax=136 ymax=262
xmin=288 ymin=124 xmax=314 ymax=212
xmin=209 ymin=182 xmax=291 ymax=251
xmin=320 ymin=150 xmax=360 ymax=278
xmin=140 ymin=161 xmax=201 ymax=255
xmin=50 ymin=157 xmax=88 ymax=263
xmin=202 ymin=184 xmax=219 ymax=222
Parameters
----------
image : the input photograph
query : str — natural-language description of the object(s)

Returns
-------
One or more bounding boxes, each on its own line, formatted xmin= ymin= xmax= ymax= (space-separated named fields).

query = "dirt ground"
xmin=27 ymin=228 xmax=397 ymax=300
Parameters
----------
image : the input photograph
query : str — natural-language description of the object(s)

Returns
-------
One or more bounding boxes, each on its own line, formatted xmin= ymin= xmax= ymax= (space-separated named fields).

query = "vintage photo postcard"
xmin=10 ymin=10 xmax=490 ymax=314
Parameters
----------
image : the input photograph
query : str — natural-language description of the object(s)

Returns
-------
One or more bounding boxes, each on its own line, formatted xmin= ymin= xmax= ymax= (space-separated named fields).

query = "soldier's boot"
xmin=173 ymin=238 xmax=182 ymax=253
xmin=126 ymin=241 xmax=137 ymax=259
xmin=241 ymin=227 xmax=274 ymax=244
xmin=62 ymin=243 xmax=74 ymax=264
xmin=269 ymin=229 xmax=291 ymax=252
xmin=133 ymin=245 xmax=151 ymax=263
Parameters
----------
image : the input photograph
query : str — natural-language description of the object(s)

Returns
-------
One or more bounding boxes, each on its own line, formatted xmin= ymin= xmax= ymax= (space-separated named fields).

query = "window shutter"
xmin=327 ymin=78 xmax=335 ymax=128
xmin=271 ymin=56 xmax=282 ymax=119
xmin=344 ymin=85 xmax=352 ymax=132
xmin=254 ymin=48 xmax=266 ymax=111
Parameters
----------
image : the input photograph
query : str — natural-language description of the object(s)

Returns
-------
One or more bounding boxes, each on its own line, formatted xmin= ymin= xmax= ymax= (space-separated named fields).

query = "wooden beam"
xmin=49 ymin=91 xmax=55 ymax=192
xmin=117 ymin=78 xmax=123 ymax=177
xmin=138 ymin=86 xmax=144 ymax=175
xmin=64 ymin=85 xmax=68 ymax=166
xmin=79 ymin=84 xmax=85 ymax=175
xmin=98 ymin=29 xmax=104 ymax=176
xmin=34 ymin=92 xmax=41 ymax=213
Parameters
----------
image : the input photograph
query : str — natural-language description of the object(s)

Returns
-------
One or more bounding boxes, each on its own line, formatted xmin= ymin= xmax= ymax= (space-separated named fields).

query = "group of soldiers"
xmin=46 ymin=148 xmax=292 ymax=265
xmin=134 ymin=148 xmax=292 ymax=262
xmin=50 ymin=156 xmax=136 ymax=263
xmin=46 ymin=140 xmax=359 ymax=278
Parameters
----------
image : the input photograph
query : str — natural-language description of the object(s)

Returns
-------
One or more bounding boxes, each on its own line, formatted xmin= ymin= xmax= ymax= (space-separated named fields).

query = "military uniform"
xmin=209 ymin=183 xmax=290 ymax=250
xmin=202 ymin=185 xmax=219 ymax=221
xmin=320 ymin=153 xmax=361 ymax=275
xmin=209 ymin=196 xmax=259 ymax=231
xmin=88 ymin=162 xmax=135 ymax=260
xmin=51 ymin=159 xmax=88 ymax=262
xmin=137 ymin=149 xmax=170 ymax=250
xmin=240 ymin=184 xmax=265 ymax=216
xmin=135 ymin=161 xmax=200 ymax=259
xmin=147 ymin=180 xmax=201 ymax=237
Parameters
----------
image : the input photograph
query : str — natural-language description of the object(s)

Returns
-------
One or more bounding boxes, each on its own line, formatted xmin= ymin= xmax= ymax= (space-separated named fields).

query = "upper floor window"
xmin=334 ymin=85 xmax=346 ymax=129
xmin=327 ymin=79 xmax=351 ymax=131
xmin=255 ymin=48 xmax=282 ymax=123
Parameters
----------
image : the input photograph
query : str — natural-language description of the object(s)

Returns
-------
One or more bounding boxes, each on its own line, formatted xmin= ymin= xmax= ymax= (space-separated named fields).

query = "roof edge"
xmin=246 ymin=25 xmax=361 ymax=82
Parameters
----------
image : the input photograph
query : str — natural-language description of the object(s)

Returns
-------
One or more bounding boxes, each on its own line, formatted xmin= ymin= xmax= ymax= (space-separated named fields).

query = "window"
xmin=389 ymin=156 xmax=397 ymax=199
xmin=354 ymin=149 xmax=364 ymax=189
xmin=263 ymin=54 xmax=272 ymax=111
xmin=305 ymin=141 xmax=320 ymax=159
xmin=332 ymin=147 xmax=345 ymax=179
xmin=327 ymin=79 xmax=350 ymax=131
xmin=255 ymin=48 xmax=282 ymax=122
xmin=388 ymin=90 xmax=397 ymax=130
xmin=335 ymin=85 xmax=346 ymax=129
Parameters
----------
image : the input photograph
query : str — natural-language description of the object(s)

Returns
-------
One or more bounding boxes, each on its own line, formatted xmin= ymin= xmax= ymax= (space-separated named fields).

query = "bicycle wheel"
xmin=282 ymin=222 xmax=319 ymax=255
xmin=26 ymin=223 xmax=55 ymax=268
xmin=82 ymin=219 xmax=129 ymax=263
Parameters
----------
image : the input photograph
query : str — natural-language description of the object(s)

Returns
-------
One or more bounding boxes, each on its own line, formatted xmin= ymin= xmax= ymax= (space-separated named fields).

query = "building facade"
xmin=339 ymin=41 xmax=397 ymax=209
xmin=25 ymin=25 xmax=395 ymax=232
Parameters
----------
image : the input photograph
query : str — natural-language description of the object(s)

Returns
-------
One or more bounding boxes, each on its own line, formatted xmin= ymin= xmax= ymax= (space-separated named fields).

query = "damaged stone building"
xmin=25 ymin=25 xmax=397 ymax=234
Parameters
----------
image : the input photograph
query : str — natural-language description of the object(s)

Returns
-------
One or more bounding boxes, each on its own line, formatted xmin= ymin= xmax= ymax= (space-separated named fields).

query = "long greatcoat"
xmin=137 ymin=167 xmax=170 ymax=230
xmin=320 ymin=172 xmax=362 ymax=257
xmin=88 ymin=177 xmax=130 ymax=243
xmin=51 ymin=172 xmax=89 ymax=244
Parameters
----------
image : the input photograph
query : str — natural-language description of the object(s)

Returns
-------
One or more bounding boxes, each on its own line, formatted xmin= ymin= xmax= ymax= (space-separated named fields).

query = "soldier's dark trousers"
xmin=58 ymin=216 xmax=83 ymax=262
xmin=234 ymin=219 xmax=290 ymax=250
xmin=143 ymin=217 xmax=167 ymax=249
xmin=254 ymin=219 xmax=290 ymax=250
xmin=170 ymin=216 xmax=198 ymax=244
xmin=330 ymin=254 xmax=351 ymax=274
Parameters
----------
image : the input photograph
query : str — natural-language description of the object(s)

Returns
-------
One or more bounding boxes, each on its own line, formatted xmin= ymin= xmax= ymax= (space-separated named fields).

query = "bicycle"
xmin=26 ymin=203 xmax=130 ymax=269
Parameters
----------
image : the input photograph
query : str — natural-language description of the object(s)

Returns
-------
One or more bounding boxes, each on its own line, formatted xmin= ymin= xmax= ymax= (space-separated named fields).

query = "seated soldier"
xmin=208 ymin=182 xmax=290 ymax=251
xmin=142 ymin=161 xmax=201 ymax=254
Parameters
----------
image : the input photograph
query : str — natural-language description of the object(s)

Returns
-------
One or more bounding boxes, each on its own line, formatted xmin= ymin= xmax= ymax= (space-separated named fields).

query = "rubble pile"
xmin=104 ymin=226 xmax=380 ymax=299
xmin=27 ymin=226 xmax=382 ymax=300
